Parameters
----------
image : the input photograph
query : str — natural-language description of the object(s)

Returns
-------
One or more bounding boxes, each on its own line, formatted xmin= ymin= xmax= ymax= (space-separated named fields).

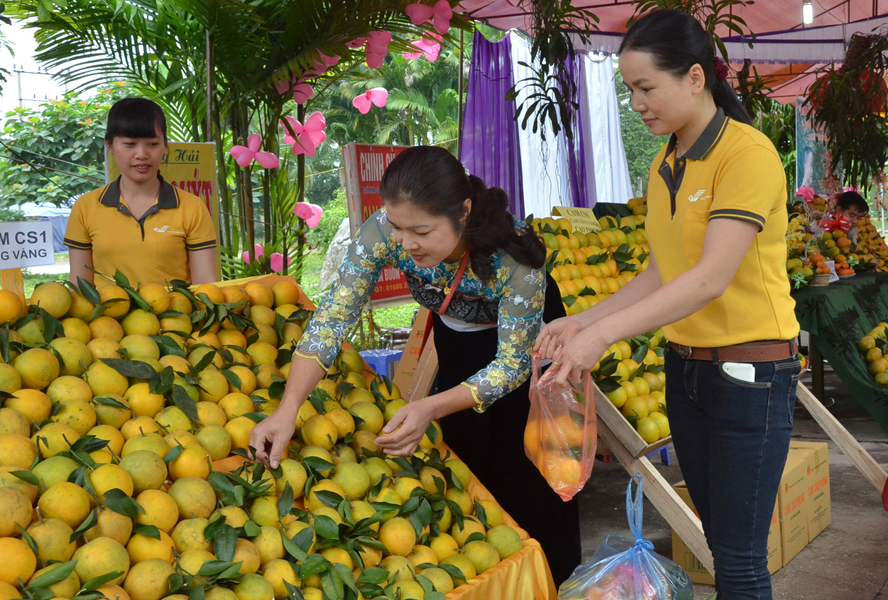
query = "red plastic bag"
xmin=524 ymin=352 xmax=597 ymax=501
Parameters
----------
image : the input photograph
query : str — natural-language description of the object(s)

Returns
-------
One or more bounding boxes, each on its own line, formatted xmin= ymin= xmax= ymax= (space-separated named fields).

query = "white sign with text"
xmin=0 ymin=221 xmax=55 ymax=269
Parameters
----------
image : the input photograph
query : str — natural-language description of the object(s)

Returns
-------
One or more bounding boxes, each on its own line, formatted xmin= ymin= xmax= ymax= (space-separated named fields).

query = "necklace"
xmin=442 ymin=252 xmax=469 ymax=296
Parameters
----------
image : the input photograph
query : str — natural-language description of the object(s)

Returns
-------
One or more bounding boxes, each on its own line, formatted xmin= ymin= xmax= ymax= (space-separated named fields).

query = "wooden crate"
xmin=593 ymin=382 xmax=672 ymax=459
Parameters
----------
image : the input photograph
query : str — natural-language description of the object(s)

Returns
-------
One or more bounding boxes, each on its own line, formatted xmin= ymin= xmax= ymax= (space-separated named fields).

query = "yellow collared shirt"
xmin=65 ymin=175 xmax=216 ymax=288
xmin=646 ymin=108 xmax=800 ymax=347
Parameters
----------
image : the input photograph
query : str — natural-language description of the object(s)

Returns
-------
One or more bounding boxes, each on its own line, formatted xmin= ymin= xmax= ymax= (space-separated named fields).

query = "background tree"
xmin=6 ymin=0 xmax=468 ymax=278
xmin=0 ymin=84 xmax=130 ymax=207
xmin=0 ymin=3 xmax=12 ymax=95
xmin=614 ymin=67 xmax=664 ymax=196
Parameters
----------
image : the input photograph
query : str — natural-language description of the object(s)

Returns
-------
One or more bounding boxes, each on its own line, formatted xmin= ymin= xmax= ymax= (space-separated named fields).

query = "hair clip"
xmin=464 ymin=167 xmax=471 ymax=178
xmin=714 ymin=57 xmax=729 ymax=80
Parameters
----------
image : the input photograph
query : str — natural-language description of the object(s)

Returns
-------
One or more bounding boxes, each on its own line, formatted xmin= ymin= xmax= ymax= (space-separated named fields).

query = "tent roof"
xmin=459 ymin=0 xmax=888 ymax=102
xmin=460 ymin=0 xmax=888 ymax=37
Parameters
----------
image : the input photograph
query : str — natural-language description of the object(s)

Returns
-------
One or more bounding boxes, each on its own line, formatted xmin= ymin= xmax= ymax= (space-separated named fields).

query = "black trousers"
xmin=433 ymin=275 xmax=582 ymax=586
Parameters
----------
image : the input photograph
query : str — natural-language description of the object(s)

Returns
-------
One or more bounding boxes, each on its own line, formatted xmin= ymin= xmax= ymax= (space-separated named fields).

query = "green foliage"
xmin=0 ymin=86 xmax=130 ymax=208
xmin=805 ymin=33 xmax=888 ymax=192
xmin=0 ymin=4 xmax=11 ymax=94
xmin=507 ymin=0 xmax=599 ymax=141
xmin=308 ymin=188 xmax=348 ymax=252
xmin=614 ymin=67 xmax=664 ymax=195
xmin=5 ymin=0 xmax=471 ymax=274
xmin=756 ymin=99 xmax=796 ymax=197
xmin=0 ymin=206 xmax=25 ymax=222
xmin=320 ymin=46 xmax=465 ymax=151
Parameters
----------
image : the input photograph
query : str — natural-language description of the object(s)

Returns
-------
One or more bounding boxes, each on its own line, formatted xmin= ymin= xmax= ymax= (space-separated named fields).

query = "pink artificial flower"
xmin=293 ymin=83 xmax=314 ymax=105
xmin=353 ymin=88 xmax=389 ymax=114
xmin=367 ymin=31 xmax=392 ymax=55
xmin=269 ymin=252 xmax=291 ymax=273
xmin=294 ymin=202 xmax=324 ymax=227
xmin=796 ymin=186 xmax=815 ymax=203
xmin=405 ymin=1 xmax=452 ymax=34
xmin=366 ymin=30 xmax=392 ymax=68
xmin=316 ymin=51 xmax=339 ymax=68
xmin=242 ymin=243 xmax=266 ymax=264
xmin=406 ymin=3 xmax=435 ymax=24
xmin=366 ymin=51 xmax=386 ymax=69
xmin=346 ymin=37 xmax=368 ymax=49
xmin=275 ymin=76 xmax=298 ymax=95
xmin=404 ymin=32 xmax=442 ymax=61
xmin=230 ymin=134 xmax=280 ymax=169
xmin=281 ymin=113 xmax=327 ymax=157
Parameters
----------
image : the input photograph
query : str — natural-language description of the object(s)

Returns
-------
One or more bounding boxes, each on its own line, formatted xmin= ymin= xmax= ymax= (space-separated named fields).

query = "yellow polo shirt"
xmin=65 ymin=175 xmax=217 ymax=288
xmin=646 ymin=108 xmax=799 ymax=347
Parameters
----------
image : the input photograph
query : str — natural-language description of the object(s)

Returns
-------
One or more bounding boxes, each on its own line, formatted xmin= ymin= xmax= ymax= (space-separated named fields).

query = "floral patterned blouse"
xmin=295 ymin=208 xmax=546 ymax=412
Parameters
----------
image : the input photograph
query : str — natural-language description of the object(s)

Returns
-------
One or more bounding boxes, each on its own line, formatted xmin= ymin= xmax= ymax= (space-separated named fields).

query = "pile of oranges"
xmin=858 ymin=323 xmax=888 ymax=388
xmin=0 ymin=275 xmax=523 ymax=600
xmin=534 ymin=208 xmax=649 ymax=317
xmin=532 ymin=202 xmax=671 ymax=448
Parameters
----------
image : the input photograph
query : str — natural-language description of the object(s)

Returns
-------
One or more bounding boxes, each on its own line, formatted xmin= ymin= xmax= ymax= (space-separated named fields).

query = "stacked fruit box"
xmin=532 ymin=199 xmax=671 ymax=458
xmin=0 ymin=273 xmax=555 ymax=600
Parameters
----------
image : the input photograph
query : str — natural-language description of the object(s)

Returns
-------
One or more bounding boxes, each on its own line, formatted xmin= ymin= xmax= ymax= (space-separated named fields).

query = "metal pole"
xmin=457 ymin=28 xmax=465 ymax=153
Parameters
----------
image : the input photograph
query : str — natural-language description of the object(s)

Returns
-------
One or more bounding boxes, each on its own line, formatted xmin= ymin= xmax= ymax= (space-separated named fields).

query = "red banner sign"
xmin=342 ymin=143 xmax=411 ymax=305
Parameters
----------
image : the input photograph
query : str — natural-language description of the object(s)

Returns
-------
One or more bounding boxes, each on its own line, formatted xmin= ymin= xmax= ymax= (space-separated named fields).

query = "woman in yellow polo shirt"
xmin=65 ymin=98 xmax=217 ymax=288
xmin=536 ymin=10 xmax=800 ymax=600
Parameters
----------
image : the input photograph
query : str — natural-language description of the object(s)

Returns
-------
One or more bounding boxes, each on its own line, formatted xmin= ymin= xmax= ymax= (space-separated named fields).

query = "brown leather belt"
xmin=670 ymin=339 xmax=798 ymax=363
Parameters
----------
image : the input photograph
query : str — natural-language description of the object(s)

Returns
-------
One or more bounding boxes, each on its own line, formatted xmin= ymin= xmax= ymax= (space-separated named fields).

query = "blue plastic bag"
xmin=558 ymin=475 xmax=694 ymax=600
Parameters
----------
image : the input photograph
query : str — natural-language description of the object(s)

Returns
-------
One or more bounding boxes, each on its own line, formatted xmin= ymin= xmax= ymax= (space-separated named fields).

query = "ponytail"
xmin=380 ymin=146 xmax=545 ymax=284
xmin=621 ymin=9 xmax=752 ymax=125
xmin=713 ymin=79 xmax=752 ymax=125
xmin=464 ymin=175 xmax=545 ymax=282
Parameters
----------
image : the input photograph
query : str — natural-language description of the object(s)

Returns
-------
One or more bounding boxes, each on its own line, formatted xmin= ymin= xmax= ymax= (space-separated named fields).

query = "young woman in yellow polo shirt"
xmin=65 ymin=98 xmax=217 ymax=288
xmin=536 ymin=10 xmax=800 ymax=600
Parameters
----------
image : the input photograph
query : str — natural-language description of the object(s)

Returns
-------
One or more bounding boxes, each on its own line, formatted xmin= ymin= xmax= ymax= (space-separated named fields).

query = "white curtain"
xmin=509 ymin=35 xmax=632 ymax=211
xmin=580 ymin=53 xmax=633 ymax=204
xmin=509 ymin=34 xmax=573 ymax=219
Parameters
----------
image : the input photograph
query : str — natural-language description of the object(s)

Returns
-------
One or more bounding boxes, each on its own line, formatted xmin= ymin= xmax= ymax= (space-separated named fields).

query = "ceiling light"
xmin=803 ymin=2 xmax=814 ymax=25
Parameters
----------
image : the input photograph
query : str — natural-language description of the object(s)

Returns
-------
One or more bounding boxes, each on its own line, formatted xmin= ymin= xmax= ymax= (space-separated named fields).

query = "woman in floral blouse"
xmin=251 ymin=146 xmax=581 ymax=584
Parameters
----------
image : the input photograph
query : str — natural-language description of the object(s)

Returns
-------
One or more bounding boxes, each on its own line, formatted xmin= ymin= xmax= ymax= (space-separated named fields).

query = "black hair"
xmin=105 ymin=98 xmax=168 ymax=143
xmin=836 ymin=191 xmax=870 ymax=214
xmin=379 ymin=146 xmax=545 ymax=282
xmin=619 ymin=9 xmax=752 ymax=125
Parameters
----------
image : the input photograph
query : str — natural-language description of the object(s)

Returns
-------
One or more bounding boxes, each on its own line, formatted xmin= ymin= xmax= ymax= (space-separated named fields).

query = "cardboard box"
xmin=670 ymin=441 xmax=830 ymax=581
xmin=392 ymin=307 xmax=432 ymax=392
xmin=789 ymin=441 xmax=832 ymax=540
xmin=670 ymin=482 xmax=781 ymax=585
xmin=779 ymin=448 xmax=810 ymax=564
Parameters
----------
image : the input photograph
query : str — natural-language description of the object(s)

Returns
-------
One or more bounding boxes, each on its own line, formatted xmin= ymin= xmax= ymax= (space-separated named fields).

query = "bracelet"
xmin=460 ymin=382 xmax=486 ymax=413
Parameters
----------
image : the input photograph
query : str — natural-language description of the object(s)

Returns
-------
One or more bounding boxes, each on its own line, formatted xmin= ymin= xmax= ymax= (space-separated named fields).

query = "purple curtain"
xmin=564 ymin=54 xmax=593 ymax=208
xmin=459 ymin=30 xmax=525 ymax=218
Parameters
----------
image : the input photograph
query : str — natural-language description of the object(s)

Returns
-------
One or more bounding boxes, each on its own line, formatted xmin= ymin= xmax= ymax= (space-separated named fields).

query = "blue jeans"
xmin=665 ymin=345 xmax=801 ymax=600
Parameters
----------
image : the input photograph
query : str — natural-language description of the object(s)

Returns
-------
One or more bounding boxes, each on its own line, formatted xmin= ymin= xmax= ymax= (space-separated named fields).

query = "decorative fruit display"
xmin=858 ymin=323 xmax=888 ymax=388
xmin=853 ymin=215 xmax=888 ymax=272
xmin=532 ymin=201 xmax=670 ymax=445
xmin=533 ymin=205 xmax=650 ymax=318
xmin=0 ymin=274 xmax=523 ymax=600
xmin=786 ymin=210 xmax=816 ymax=289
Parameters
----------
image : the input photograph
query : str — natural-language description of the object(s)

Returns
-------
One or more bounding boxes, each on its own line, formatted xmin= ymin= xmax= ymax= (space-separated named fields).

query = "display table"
xmin=792 ymin=271 xmax=888 ymax=432
xmin=213 ymin=274 xmax=558 ymax=599
xmin=214 ymin=450 xmax=557 ymax=600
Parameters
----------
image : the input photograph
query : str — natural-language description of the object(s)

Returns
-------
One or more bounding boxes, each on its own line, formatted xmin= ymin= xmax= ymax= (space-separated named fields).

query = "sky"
xmin=1 ymin=21 xmax=71 ymax=118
